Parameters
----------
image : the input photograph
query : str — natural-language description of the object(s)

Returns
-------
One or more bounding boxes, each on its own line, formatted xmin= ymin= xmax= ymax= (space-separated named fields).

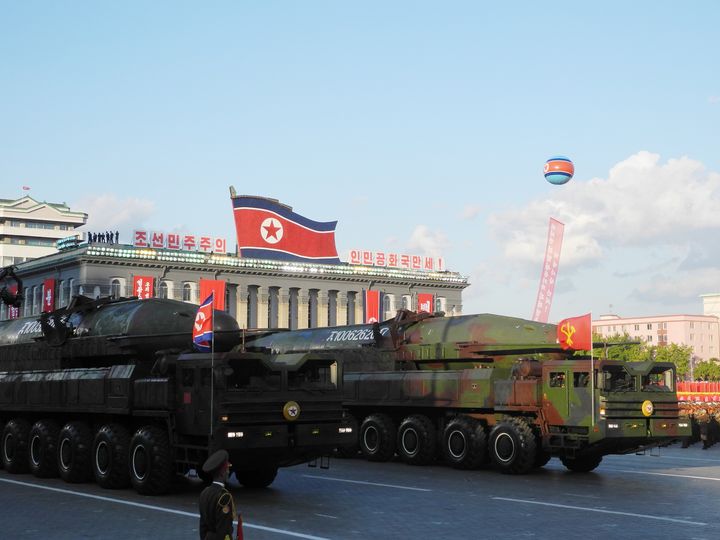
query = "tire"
xmin=561 ymin=454 xmax=603 ymax=472
xmin=235 ymin=466 xmax=278 ymax=488
xmin=2 ymin=418 xmax=31 ymax=473
xmin=534 ymin=450 xmax=552 ymax=468
xmin=442 ymin=416 xmax=488 ymax=470
xmin=58 ymin=422 xmax=93 ymax=483
xmin=396 ymin=415 xmax=436 ymax=465
xmin=359 ymin=414 xmax=397 ymax=462
xmin=93 ymin=424 xmax=131 ymax=489
xmin=29 ymin=420 xmax=60 ymax=478
xmin=129 ymin=426 xmax=174 ymax=495
xmin=488 ymin=417 xmax=537 ymax=475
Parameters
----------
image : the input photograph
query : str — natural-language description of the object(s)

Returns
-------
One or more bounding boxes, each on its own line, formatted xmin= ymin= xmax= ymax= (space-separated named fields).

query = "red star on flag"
xmin=263 ymin=220 xmax=281 ymax=240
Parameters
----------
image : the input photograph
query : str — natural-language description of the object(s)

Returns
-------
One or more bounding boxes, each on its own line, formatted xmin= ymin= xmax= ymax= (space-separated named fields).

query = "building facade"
xmin=3 ymin=243 xmax=468 ymax=329
xmin=0 ymin=196 xmax=87 ymax=267
xmin=593 ymin=314 xmax=720 ymax=362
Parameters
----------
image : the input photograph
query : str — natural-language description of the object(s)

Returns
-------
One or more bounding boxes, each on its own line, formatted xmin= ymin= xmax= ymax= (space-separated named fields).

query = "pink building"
xmin=592 ymin=314 xmax=720 ymax=362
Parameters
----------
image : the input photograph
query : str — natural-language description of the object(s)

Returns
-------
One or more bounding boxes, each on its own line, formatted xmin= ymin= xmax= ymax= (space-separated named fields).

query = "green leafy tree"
xmin=592 ymin=332 xmax=651 ymax=362
xmin=654 ymin=343 xmax=693 ymax=379
xmin=693 ymin=360 xmax=720 ymax=381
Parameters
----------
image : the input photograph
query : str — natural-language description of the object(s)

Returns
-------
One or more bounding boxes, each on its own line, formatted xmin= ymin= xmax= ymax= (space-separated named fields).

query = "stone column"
xmin=317 ymin=290 xmax=329 ymax=328
xmin=257 ymin=286 xmax=269 ymax=329
xmin=235 ymin=284 xmax=248 ymax=329
xmin=298 ymin=291 xmax=309 ymax=330
xmin=337 ymin=292 xmax=348 ymax=326
xmin=278 ymin=289 xmax=290 ymax=329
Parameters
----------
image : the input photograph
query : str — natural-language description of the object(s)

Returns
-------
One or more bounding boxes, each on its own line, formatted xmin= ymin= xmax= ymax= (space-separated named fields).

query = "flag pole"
xmin=590 ymin=311 xmax=595 ymax=427
xmin=210 ymin=294 xmax=215 ymax=437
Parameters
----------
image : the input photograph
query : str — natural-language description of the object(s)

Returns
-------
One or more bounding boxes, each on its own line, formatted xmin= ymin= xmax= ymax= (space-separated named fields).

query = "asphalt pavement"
xmin=1 ymin=442 xmax=718 ymax=540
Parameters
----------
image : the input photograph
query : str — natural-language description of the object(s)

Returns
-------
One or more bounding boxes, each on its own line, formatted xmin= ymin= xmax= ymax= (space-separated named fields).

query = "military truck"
xmin=0 ymin=270 xmax=354 ymax=494
xmin=246 ymin=310 xmax=690 ymax=474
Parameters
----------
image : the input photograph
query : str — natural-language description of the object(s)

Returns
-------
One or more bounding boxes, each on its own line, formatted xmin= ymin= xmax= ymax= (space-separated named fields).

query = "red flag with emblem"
xmin=557 ymin=313 xmax=592 ymax=351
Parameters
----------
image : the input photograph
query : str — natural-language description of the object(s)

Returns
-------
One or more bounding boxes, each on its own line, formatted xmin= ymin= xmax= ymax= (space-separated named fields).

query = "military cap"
xmin=202 ymin=449 xmax=230 ymax=473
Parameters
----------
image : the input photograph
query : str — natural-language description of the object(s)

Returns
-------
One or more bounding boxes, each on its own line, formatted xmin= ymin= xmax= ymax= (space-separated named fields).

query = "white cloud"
xmin=74 ymin=194 xmax=155 ymax=233
xmin=709 ymin=96 xmax=720 ymax=104
xmin=488 ymin=152 xmax=720 ymax=271
xmin=406 ymin=225 xmax=449 ymax=256
xmin=461 ymin=204 xmax=483 ymax=220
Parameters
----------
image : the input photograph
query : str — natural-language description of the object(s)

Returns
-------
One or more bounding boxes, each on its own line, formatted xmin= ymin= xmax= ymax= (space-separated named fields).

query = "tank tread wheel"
xmin=29 ymin=420 xmax=60 ymax=478
xmin=359 ymin=413 xmax=397 ymax=462
xmin=442 ymin=416 xmax=488 ymax=470
xmin=129 ymin=425 xmax=174 ymax=495
xmin=93 ymin=423 xmax=131 ymax=489
xmin=2 ymin=418 xmax=31 ymax=473
xmin=58 ymin=421 xmax=93 ymax=483
xmin=488 ymin=417 xmax=537 ymax=475
xmin=397 ymin=414 xmax=437 ymax=466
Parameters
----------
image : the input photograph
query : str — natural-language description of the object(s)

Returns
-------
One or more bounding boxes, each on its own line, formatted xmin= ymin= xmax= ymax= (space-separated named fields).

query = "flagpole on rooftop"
xmin=210 ymin=294 xmax=215 ymax=437
xmin=590 ymin=311 xmax=595 ymax=427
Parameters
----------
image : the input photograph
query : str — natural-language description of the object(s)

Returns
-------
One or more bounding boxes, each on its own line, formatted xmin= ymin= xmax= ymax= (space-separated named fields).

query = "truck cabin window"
xmin=549 ymin=372 xmax=566 ymax=388
xmin=642 ymin=367 xmax=674 ymax=392
xmin=603 ymin=366 xmax=636 ymax=392
xmin=573 ymin=372 xmax=590 ymax=388
xmin=226 ymin=359 xmax=281 ymax=391
xmin=288 ymin=360 xmax=338 ymax=391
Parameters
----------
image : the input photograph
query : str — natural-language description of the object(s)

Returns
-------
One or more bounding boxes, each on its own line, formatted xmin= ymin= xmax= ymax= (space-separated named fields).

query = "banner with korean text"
xmin=132 ymin=275 xmax=155 ymax=299
xmin=199 ymin=279 xmax=226 ymax=311
xmin=532 ymin=218 xmax=564 ymax=323
xmin=7 ymin=284 xmax=20 ymax=319
xmin=42 ymin=279 xmax=55 ymax=312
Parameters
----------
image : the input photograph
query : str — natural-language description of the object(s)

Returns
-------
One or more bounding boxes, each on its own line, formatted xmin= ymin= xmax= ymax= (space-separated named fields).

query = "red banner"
xmin=199 ymin=279 xmax=226 ymax=311
xmin=557 ymin=313 xmax=592 ymax=351
xmin=417 ymin=293 xmax=434 ymax=314
xmin=364 ymin=290 xmax=381 ymax=323
xmin=132 ymin=275 xmax=155 ymax=299
xmin=42 ymin=279 xmax=55 ymax=312
xmin=532 ymin=218 xmax=564 ymax=323
xmin=7 ymin=284 xmax=20 ymax=319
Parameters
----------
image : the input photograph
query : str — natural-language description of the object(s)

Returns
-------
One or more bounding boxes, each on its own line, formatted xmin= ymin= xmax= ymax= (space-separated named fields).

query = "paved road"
xmin=1 ymin=443 xmax=719 ymax=540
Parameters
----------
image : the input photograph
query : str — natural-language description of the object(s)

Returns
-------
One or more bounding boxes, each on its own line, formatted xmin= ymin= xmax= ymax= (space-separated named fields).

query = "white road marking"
xmin=314 ymin=513 xmax=338 ymax=519
xmin=492 ymin=497 xmax=706 ymax=526
xmin=302 ymin=474 xmax=431 ymax=492
xmin=608 ymin=468 xmax=720 ymax=482
xmin=0 ymin=477 xmax=331 ymax=540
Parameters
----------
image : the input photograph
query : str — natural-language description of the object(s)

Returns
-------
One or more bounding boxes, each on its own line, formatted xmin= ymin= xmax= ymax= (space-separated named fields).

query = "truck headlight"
xmin=608 ymin=423 xmax=619 ymax=429
xmin=679 ymin=422 xmax=689 ymax=428
xmin=599 ymin=407 xmax=606 ymax=416
xmin=227 ymin=431 xmax=244 ymax=438
xmin=339 ymin=427 xmax=353 ymax=434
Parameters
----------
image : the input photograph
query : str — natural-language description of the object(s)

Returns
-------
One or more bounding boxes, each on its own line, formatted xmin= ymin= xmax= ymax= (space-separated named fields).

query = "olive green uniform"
xmin=199 ymin=481 xmax=236 ymax=540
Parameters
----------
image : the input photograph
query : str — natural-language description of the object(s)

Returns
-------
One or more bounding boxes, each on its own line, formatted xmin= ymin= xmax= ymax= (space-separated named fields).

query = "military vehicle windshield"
xmin=641 ymin=365 xmax=674 ymax=392
xmin=226 ymin=359 xmax=281 ymax=392
xmin=602 ymin=365 xmax=636 ymax=392
xmin=288 ymin=359 xmax=338 ymax=391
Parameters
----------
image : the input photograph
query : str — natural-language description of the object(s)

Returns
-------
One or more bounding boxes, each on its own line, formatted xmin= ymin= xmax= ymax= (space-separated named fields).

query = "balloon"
xmin=544 ymin=156 xmax=574 ymax=185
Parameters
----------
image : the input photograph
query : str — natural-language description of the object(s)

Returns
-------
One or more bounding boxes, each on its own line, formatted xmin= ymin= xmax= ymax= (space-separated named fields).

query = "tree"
xmin=654 ymin=343 xmax=693 ymax=379
xmin=592 ymin=332 xmax=651 ymax=362
xmin=693 ymin=360 xmax=720 ymax=381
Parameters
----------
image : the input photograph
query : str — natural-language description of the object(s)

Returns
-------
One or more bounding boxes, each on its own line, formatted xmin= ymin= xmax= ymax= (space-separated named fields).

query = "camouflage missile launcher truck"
xmin=0 ymin=268 xmax=354 ymax=494
xmin=246 ymin=309 xmax=690 ymax=474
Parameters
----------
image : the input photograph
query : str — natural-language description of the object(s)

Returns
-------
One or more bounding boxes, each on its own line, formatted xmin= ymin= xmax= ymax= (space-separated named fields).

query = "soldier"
xmin=199 ymin=449 xmax=242 ymax=540
xmin=697 ymin=408 xmax=711 ymax=450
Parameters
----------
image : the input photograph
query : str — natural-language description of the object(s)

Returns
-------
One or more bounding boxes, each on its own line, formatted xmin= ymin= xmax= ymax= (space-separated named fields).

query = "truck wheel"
xmin=359 ymin=414 xmax=396 ymax=462
xmin=29 ymin=420 xmax=60 ymax=478
xmin=129 ymin=426 xmax=173 ymax=495
xmin=93 ymin=424 xmax=131 ymax=489
xmin=397 ymin=415 xmax=436 ymax=465
xmin=58 ymin=422 xmax=93 ymax=483
xmin=534 ymin=449 xmax=552 ymax=468
xmin=561 ymin=454 xmax=602 ymax=472
xmin=236 ymin=466 xmax=278 ymax=488
xmin=488 ymin=417 xmax=536 ymax=474
xmin=2 ymin=418 xmax=31 ymax=473
xmin=442 ymin=416 xmax=487 ymax=469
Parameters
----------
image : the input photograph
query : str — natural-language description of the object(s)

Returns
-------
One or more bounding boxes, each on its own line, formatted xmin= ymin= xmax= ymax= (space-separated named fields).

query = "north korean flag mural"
xmin=231 ymin=194 xmax=340 ymax=263
xmin=364 ymin=290 xmax=382 ymax=323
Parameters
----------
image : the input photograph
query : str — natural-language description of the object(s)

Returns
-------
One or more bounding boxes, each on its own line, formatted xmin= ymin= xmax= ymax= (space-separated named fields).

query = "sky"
xmin=2 ymin=1 xmax=719 ymax=321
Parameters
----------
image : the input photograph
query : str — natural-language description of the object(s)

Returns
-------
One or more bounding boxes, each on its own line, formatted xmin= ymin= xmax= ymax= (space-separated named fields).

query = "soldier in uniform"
xmin=199 ymin=449 xmax=242 ymax=540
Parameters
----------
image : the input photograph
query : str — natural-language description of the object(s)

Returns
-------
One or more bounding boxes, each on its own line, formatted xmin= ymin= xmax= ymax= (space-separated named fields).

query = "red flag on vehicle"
xmin=557 ymin=313 xmax=592 ymax=350
xmin=231 ymin=194 xmax=340 ymax=263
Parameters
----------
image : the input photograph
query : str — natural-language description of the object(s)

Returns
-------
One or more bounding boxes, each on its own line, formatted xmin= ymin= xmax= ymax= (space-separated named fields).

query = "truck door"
xmin=178 ymin=365 xmax=211 ymax=435
xmin=569 ymin=370 xmax=592 ymax=424
xmin=543 ymin=367 xmax=569 ymax=421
